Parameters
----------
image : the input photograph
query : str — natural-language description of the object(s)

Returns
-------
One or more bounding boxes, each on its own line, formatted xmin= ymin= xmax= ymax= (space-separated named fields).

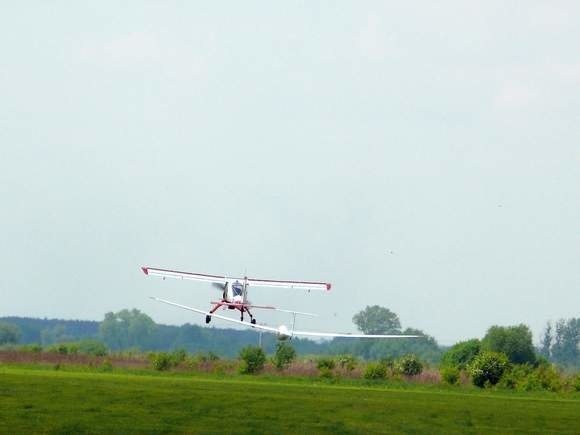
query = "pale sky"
xmin=1 ymin=2 xmax=578 ymax=345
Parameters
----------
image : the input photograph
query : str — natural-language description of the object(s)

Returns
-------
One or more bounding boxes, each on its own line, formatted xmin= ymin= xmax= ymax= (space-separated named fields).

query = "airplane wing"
xmin=141 ymin=267 xmax=228 ymax=285
xmin=141 ymin=266 xmax=331 ymax=292
xmin=150 ymin=297 xmax=420 ymax=339
xmin=244 ymin=277 xmax=331 ymax=291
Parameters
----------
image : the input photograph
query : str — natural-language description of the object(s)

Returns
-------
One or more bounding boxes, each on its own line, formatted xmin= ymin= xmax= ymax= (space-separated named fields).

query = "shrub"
xmin=100 ymin=359 xmax=113 ymax=372
xmin=239 ymin=346 xmax=266 ymax=374
xmin=77 ymin=340 xmax=108 ymax=357
xmin=573 ymin=375 xmax=580 ymax=392
xmin=520 ymin=365 xmax=562 ymax=392
xmin=171 ymin=349 xmax=187 ymax=365
xmin=19 ymin=344 xmax=42 ymax=353
xmin=150 ymin=352 xmax=173 ymax=371
xmin=337 ymin=354 xmax=357 ymax=372
xmin=207 ymin=352 xmax=220 ymax=361
xmin=468 ymin=351 xmax=509 ymax=388
xmin=440 ymin=339 xmax=481 ymax=369
xmin=316 ymin=357 xmax=336 ymax=371
xmin=379 ymin=357 xmax=395 ymax=369
xmin=47 ymin=343 xmax=70 ymax=355
xmin=396 ymin=355 xmax=423 ymax=376
xmin=440 ymin=366 xmax=460 ymax=385
xmin=498 ymin=364 xmax=532 ymax=390
xmin=364 ymin=363 xmax=387 ymax=380
xmin=273 ymin=342 xmax=296 ymax=370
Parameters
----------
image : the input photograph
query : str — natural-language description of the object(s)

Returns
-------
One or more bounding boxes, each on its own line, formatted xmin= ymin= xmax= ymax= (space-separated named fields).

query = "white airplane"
xmin=142 ymin=266 xmax=421 ymax=341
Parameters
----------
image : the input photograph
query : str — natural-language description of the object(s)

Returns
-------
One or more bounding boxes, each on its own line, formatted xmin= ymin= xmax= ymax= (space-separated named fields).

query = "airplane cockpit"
xmin=231 ymin=282 xmax=243 ymax=298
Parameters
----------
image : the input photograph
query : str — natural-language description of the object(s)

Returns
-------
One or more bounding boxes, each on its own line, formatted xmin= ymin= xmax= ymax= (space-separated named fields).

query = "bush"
xmin=273 ymin=342 xmax=296 ymax=370
xmin=440 ymin=366 xmax=460 ymax=385
xmin=337 ymin=354 xmax=357 ymax=372
xmin=379 ymin=357 xmax=395 ymax=369
xmin=573 ymin=375 xmax=580 ymax=392
xmin=100 ymin=359 xmax=113 ymax=372
xmin=171 ymin=348 xmax=187 ymax=365
xmin=364 ymin=363 xmax=387 ymax=380
xmin=239 ymin=346 xmax=266 ymax=374
xmin=77 ymin=340 xmax=108 ymax=357
xmin=207 ymin=351 xmax=220 ymax=361
xmin=396 ymin=355 xmax=423 ymax=376
xmin=19 ymin=344 xmax=42 ymax=353
xmin=520 ymin=365 xmax=562 ymax=392
xmin=150 ymin=352 xmax=173 ymax=371
xmin=468 ymin=351 xmax=509 ymax=388
xmin=316 ymin=357 xmax=336 ymax=371
xmin=47 ymin=343 xmax=71 ymax=355
xmin=498 ymin=364 xmax=532 ymax=390
xmin=441 ymin=339 xmax=481 ymax=369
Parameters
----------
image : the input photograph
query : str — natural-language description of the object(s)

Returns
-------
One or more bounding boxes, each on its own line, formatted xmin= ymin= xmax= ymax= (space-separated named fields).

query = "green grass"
xmin=0 ymin=366 xmax=578 ymax=434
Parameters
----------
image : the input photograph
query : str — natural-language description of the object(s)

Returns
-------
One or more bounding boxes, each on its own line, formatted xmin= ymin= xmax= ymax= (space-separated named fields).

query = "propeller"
xmin=212 ymin=281 xmax=228 ymax=299
xmin=211 ymin=282 xmax=227 ymax=291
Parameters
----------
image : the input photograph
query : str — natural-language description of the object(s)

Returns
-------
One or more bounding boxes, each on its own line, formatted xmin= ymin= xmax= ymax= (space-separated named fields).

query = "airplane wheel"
xmin=251 ymin=319 xmax=256 ymax=325
xmin=205 ymin=315 xmax=211 ymax=324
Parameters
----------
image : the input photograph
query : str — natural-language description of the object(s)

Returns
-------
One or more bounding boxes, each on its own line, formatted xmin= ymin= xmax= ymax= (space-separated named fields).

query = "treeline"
xmin=0 ymin=313 xmax=318 ymax=358
xmin=0 ymin=307 xmax=440 ymax=361
xmin=1 ymin=309 xmax=577 ymax=369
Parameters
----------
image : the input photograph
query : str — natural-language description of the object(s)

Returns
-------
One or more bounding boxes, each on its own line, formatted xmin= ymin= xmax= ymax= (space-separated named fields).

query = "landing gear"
xmin=205 ymin=315 xmax=211 ymax=324
xmin=240 ymin=308 xmax=257 ymax=325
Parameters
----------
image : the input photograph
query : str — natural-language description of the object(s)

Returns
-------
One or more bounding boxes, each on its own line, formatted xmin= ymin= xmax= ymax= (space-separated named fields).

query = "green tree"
xmin=441 ymin=339 xmax=481 ymax=369
xmin=239 ymin=346 xmax=266 ymax=374
xmin=99 ymin=309 xmax=156 ymax=350
xmin=540 ymin=322 xmax=553 ymax=359
xmin=0 ymin=322 xmax=21 ymax=345
xmin=551 ymin=318 xmax=579 ymax=367
xmin=273 ymin=342 xmax=296 ymax=370
xmin=352 ymin=305 xmax=401 ymax=335
xmin=482 ymin=324 xmax=536 ymax=365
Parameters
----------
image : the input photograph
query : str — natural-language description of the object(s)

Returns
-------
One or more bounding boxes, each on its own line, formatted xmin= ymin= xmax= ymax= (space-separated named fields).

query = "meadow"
xmin=1 ymin=364 xmax=579 ymax=434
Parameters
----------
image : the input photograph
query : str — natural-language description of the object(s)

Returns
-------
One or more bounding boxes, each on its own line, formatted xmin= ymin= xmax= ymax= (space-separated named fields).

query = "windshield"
xmin=232 ymin=283 xmax=243 ymax=297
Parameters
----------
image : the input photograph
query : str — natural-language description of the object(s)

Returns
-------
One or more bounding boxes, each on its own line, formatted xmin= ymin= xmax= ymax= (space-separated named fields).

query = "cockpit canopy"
xmin=232 ymin=282 xmax=243 ymax=297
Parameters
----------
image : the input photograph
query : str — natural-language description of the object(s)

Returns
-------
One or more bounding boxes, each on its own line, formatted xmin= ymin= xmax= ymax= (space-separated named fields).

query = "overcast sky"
xmin=1 ymin=2 xmax=578 ymax=344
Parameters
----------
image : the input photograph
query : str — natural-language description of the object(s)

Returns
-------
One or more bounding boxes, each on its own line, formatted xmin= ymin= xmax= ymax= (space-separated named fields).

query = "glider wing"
xmin=150 ymin=297 xmax=420 ymax=339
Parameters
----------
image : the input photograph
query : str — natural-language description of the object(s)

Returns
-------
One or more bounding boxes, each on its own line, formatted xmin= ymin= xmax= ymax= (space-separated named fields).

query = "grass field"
xmin=1 ymin=366 xmax=579 ymax=434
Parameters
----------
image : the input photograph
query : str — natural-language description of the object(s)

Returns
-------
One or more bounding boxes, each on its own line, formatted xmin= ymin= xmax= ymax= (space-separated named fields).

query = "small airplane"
xmin=142 ymin=266 xmax=421 ymax=341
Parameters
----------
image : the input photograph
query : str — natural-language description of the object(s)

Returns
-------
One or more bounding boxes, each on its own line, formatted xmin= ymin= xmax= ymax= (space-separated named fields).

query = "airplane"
xmin=141 ymin=266 xmax=421 ymax=341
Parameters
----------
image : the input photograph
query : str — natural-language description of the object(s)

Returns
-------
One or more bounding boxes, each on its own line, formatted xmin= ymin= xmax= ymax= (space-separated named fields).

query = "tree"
xmin=99 ymin=309 xmax=156 ymax=350
xmin=540 ymin=322 xmax=553 ymax=359
xmin=239 ymin=346 xmax=266 ymax=374
xmin=352 ymin=305 xmax=401 ymax=335
xmin=273 ymin=342 xmax=296 ymax=370
xmin=441 ymin=339 xmax=481 ymax=369
xmin=0 ymin=322 xmax=21 ymax=345
xmin=551 ymin=318 xmax=579 ymax=367
xmin=482 ymin=324 xmax=537 ymax=365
